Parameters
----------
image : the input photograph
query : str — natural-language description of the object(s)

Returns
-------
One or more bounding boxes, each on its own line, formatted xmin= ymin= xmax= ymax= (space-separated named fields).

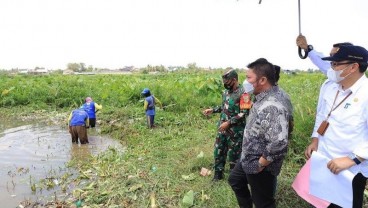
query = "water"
xmin=0 ymin=122 xmax=122 ymax=208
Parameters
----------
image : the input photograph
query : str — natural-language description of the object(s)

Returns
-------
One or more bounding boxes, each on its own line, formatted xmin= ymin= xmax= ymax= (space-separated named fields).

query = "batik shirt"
xmin=275 ymin=85 xmax=294 ymax=136
xmin=241 ymin=86 xmax=290 ymax=176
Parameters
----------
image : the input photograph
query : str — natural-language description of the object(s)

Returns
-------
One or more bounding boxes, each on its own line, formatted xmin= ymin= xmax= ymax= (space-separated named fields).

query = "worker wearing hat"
xmin=141 ymin=88 xmax=162 ymax=128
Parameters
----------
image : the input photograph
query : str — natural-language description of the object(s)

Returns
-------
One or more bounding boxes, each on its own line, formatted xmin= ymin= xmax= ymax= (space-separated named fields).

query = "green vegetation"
xmin=0 ymin=71 xmax=330 ymax=207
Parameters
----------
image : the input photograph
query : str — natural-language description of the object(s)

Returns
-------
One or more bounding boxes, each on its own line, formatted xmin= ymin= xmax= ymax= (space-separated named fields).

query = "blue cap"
xmin=141 ymin=88 xmax=150 ymax=95
xmin=322 ymin=45 xmax=368 ymax=63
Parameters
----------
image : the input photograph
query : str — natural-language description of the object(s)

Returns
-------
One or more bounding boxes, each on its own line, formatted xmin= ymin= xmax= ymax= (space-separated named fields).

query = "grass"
xmin=0 ymin=70 xmax=346 ymax=207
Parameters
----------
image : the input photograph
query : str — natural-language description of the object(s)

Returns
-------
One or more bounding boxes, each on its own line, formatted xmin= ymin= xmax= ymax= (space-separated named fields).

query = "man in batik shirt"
xmin=228 ymin=59 xmax=291 ymax=208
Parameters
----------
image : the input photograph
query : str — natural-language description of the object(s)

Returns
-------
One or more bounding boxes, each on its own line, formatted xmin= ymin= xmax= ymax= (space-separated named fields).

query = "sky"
xmin=0 ymin=0 xmax=367 ymax=70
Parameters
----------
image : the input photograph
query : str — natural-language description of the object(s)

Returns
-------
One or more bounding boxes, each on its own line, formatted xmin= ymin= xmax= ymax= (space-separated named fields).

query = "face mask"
xmin=223 ymin=84 xmax=232 ymax=90
xmin=223 ymin=80 xmax=233 ymax=90
xmin=327 ymin=65 xmax=352 ymax=83
xmin=242 ymin=80 xmax=254 ymax=94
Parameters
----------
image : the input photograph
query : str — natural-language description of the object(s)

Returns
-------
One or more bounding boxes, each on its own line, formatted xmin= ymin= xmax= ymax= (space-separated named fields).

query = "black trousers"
xmin=326 ymin=173 xmax=367 ymax=208
xmin=228 ymin=161 xmax=277 ymax=208
xmin=89 ymin=118 xmax=96 ymax=128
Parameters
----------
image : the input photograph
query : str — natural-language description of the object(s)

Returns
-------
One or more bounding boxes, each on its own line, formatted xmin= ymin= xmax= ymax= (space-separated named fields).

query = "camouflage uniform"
xmin=212 ymin=84 xmax=250 ymax=173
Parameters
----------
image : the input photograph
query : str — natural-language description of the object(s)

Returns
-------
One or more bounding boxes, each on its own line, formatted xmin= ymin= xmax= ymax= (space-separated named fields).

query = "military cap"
xmin=222 ymin=69 xmax=238 ymax=80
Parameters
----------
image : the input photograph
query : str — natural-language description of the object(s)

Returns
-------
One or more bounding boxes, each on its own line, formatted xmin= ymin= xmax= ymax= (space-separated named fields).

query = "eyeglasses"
xmin=330 ymin=61 xmax=355 ymax=68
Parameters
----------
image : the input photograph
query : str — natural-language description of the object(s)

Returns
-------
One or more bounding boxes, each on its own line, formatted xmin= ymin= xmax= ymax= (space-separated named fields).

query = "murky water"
xmin=0 ymin=122 xmax=122 ymax=208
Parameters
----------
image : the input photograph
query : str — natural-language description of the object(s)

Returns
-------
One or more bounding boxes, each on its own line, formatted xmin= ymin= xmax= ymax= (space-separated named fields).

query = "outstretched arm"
xmin=94 ymin=102 xmax=103 ymax=110
xmin=154 ymin=97 xmax=163 ymax=108
xmin=296 ymin=35 xmax=330 ymax=75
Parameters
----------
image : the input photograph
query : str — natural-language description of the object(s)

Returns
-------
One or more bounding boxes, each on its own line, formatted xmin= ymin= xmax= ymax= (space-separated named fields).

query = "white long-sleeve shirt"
xmin=308 ymin=50 xmax=330 ymax=75
xmin=309 ymin=49 xmax=333 ymax=138
xmin=313 ymin=75 xmax=368 ymax=176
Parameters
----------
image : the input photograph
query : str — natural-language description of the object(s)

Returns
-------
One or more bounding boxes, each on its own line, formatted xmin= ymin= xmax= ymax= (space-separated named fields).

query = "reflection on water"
xmin=0 ymin=123 xmax=122 ymax=208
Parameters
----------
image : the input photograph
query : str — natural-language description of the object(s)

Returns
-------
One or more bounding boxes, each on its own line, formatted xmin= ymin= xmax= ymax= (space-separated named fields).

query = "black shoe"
xmin=212 ymin=171 xmax=224 ymax=181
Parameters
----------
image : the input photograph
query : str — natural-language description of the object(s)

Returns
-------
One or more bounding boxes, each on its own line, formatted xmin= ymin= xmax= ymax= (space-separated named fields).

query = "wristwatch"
xmin=307 ymin=45 xmax=314 ymax=52
xmin=348 ymin=153 xmax=361 ymax=165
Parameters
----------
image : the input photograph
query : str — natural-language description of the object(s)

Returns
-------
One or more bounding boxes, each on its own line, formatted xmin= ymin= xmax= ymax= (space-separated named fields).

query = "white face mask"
xmin=327 ymin=65 xmax=352 ymax=83
xmin=243 ymin=80 xmax=254 ymax=94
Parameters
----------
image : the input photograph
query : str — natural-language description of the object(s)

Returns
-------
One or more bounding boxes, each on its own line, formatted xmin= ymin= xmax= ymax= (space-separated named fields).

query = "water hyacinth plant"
xmin=2 ymin=70 xmax=363 ymax=207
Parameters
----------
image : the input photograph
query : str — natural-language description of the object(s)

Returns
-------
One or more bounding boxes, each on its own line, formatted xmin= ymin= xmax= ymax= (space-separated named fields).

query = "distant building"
xmin=18 ymin=69 xmax=29 ymax=74
xmin=168 ymin=66 xmax=181 ymax=71
xmin=119 ymin=66 xmax=135 ymax=71
xmin=63 ymin=69 xmax=75 ymax=75
xmin=29 ymin=68 xmax=49 ymax=75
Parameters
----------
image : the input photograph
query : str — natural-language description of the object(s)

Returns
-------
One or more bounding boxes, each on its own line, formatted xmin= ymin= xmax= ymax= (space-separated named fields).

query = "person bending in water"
xmin=68 ymin=107 xmax=89 ymax=144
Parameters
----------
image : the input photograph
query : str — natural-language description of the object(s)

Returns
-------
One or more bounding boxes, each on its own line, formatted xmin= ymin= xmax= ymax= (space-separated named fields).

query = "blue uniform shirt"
xmin=83 ymin=101 xmax=96 ymax=118
xmin=70 ymin=109 xmax=89 ymax=126
xmin=145 ymin=95 xmax=156 ymax=116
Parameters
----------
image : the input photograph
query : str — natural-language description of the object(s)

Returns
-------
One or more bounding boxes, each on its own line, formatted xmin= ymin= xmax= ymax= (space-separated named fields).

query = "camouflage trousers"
xmin=213 ymin=126 xmax=244 ymax=172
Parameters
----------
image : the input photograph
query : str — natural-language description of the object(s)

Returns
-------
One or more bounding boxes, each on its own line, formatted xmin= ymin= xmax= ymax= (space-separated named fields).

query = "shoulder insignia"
xmin=240 ymin=93 xmax=252 ymax=110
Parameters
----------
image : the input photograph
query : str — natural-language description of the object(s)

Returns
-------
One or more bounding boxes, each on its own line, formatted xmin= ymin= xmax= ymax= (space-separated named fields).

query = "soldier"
xmin=203 ymin=69 xmax=251 ymax=181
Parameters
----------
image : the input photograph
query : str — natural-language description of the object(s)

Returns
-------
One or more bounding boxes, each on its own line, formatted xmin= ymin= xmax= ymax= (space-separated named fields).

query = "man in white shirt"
xmin=304 ymin=45 xmax=368 ymax=208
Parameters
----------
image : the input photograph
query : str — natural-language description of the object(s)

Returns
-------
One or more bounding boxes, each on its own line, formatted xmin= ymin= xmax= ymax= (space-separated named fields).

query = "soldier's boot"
xmin=212 ymin=171 xmax=224 ymax=181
